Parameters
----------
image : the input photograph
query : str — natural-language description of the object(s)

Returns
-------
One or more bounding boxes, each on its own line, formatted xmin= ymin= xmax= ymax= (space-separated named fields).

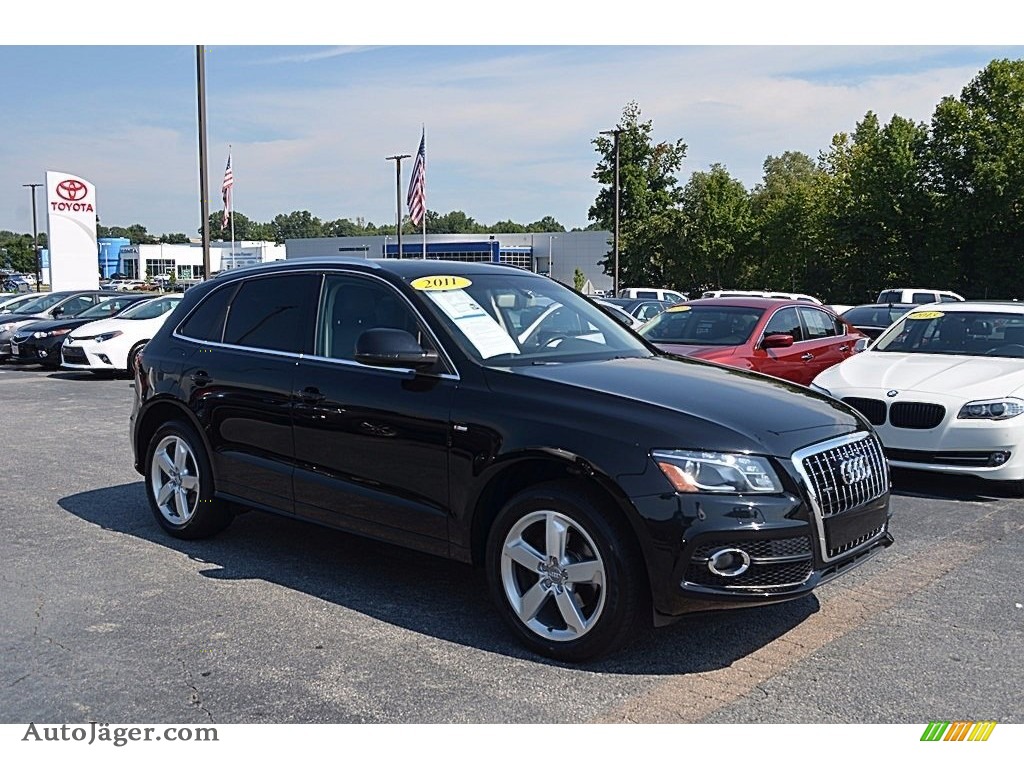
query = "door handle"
xmin=801 ymin=353 xmax=814 ymax=361
xmin=295 ymin=386 xmax=326 ymax=404
xmin=190 ymin=370 xmax=212 ymax=386
xmin=838 ymin=345 xmax=850 ymax=352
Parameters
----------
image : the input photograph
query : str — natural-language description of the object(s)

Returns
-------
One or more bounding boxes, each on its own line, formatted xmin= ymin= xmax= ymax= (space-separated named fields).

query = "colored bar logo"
xmin=921 ymin=721 xmax=997 ymax=741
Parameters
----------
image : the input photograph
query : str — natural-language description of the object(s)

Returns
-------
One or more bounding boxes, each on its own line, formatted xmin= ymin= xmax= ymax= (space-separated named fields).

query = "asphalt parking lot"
xmin=1 ymin=363 xmax=1021 ymax=724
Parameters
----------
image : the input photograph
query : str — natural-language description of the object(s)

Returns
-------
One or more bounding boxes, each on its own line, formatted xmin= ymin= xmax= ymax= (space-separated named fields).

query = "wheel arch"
xmin=135 ymin=398 xmax=212 ymax=476
xmin=467 ymin=454 xmax=654 ymax=602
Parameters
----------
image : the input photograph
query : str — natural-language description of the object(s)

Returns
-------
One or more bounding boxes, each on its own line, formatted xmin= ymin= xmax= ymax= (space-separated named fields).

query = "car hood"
xmin=14 ymin=317 xmax=97 ymax=334
xmin=815 ymin=350 xmax=1024 ymax=397
xmin=487 ymin=354 xmax=863 ymax=457
xmin=67 ymin=316 xmax=139 ymax=338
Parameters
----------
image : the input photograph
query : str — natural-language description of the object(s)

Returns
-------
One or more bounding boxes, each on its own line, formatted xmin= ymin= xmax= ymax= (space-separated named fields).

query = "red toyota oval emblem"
xmin=56 ymin=179 xmax=88 ymax=201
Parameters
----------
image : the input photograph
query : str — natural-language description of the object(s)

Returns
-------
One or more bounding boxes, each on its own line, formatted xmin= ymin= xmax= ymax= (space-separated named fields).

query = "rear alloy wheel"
xmin=145 ymin=420 xmax=232 ymax=539
xmin=486 ymin=481 xmax=646 ymax=662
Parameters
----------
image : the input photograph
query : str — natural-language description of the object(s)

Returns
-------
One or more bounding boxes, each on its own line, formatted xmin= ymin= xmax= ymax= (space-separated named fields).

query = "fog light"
xmin=38 ymin=349 xmax=48 ymax=358
xmin=99 ymin=354 xmax=111 ymax=364
xmin=990 ymin=452 xmax=1010 ymax=466
xmin=707 ymin=547 xmax=751 ymax=577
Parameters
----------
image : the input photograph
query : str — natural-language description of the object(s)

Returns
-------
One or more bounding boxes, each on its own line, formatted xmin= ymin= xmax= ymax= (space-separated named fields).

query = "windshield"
xmin=410 ymin=273 xmax=652 ymax=365
xmin=874 ymin=309 xmax=1024 ymax=357
xmin=10 ymin=293 xmax=68 ymax=314
xmin=639 ymin=305 xmax=763 ymax=346
xmin=78 ymin=297 xmax=138 ymax=318
xmin=119 ymin=296 xmax=182 ymax=320
xmin=842 ymin=306 xmax=911 ymax=327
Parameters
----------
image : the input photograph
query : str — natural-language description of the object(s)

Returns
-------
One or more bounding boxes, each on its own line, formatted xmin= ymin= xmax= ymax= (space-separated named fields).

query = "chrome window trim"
xmin=791 ymin=431 xmax=890 ymax=563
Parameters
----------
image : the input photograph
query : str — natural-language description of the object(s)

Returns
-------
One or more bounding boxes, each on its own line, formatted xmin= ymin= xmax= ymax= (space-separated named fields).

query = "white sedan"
xmin=61 ymin=294 xmax=183 ymax=375
xmin=812 ymin=302 xmax=1024 ymax=489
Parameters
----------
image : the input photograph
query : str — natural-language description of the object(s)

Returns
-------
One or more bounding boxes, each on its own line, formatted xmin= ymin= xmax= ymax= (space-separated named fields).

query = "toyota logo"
xmin=56 ymin=179 xmax=88 ymax=201
xmin=839 ymin=456 xmax=873 ymax=485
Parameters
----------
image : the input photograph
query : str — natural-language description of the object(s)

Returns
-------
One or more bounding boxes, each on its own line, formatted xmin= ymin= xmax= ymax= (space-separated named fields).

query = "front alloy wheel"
xmin=500 ymin=510 xmax=607 ymax=641
xmin=486 ymin=482 xmax=646 ymax=662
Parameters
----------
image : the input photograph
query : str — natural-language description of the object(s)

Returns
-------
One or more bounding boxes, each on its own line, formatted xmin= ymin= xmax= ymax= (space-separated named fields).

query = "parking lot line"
xmin=591 ymin=536 xmax=985 ymax=724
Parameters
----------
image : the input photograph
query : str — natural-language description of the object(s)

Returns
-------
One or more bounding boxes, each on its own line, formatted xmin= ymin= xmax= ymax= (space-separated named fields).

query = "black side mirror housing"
xmin=354 ymin=328 xmax=439 ymax=371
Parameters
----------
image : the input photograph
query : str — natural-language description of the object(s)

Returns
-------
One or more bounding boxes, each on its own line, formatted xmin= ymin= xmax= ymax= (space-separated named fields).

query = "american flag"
xmin=406 ymin=129 xmax=426 ymax=227
xmin=221 ymin=151 xmax=234 ymax=230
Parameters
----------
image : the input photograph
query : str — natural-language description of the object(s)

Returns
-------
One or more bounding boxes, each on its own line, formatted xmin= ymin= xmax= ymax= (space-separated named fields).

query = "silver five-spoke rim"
xmin=150 ymin=435 xmax=200 ymax=525
xmin=500 ymin=510 xmax=606 ymax=642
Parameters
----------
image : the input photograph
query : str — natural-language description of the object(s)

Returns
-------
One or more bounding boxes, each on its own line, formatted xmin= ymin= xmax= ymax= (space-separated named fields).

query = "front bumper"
xmin=835 ymin=388 xmax=1024 ymax=482
xmin=622 ymin=431 xmax=893 ymax=622
xmin=11 ymin=336 xmax=63 ymax=366
xmin=61 ymin=340 xmax=117 ymax=370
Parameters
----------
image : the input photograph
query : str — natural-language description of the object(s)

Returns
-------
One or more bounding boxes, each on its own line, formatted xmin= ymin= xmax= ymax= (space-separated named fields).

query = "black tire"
xmin=126 ymin=340 xmax=148 ymax=378
xmin=485 ymin=481 xmax=647 ymax=662
xmin=144 ymin=419 xmax=232 ymax=539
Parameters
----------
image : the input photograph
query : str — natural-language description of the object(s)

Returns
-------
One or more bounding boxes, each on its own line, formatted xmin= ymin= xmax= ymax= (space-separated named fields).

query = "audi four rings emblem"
xmin=840 ymin=456 xmax=873 ymax=485
xmin=56 ymin=179 xmax=87 ymax=201
xmin=887 ymin=390 xmax=899 ymax=397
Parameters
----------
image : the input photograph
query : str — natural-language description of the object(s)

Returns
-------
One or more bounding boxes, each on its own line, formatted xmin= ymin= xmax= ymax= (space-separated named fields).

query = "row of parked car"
xmin=0 ymin=289 xmax=182 ymax=374
xmin=593 ymin=285 xmax=1023 ymax=493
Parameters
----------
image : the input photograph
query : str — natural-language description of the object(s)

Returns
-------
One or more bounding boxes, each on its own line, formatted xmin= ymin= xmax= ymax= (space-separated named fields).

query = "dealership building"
xmin=284 ymin=231 xmax=615 ymax=293
xmin=95 ymin=231 xmax=615 ymax=291
xmin=109 ymin=240 xmax=287 ymax=280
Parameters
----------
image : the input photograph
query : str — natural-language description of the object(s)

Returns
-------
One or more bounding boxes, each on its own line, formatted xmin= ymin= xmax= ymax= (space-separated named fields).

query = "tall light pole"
xmin=599 ymin=129 xmax=621 ymax=296
xmin=385 ymin=154 xmax=410 ymax=258
xmin=196 ymin=45 xmax=211 ymax=280
xmin=22 ymin=183 xmax=42 ymax=289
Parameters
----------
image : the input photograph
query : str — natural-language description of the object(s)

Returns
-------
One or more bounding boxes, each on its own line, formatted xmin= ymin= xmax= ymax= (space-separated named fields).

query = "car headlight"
xmin=957 ymin=398 xmax=1024 ymax=421
xmin=93 ymin=331 xmax=123 ymax=343
xmin=33 ymin=328 xmax=71 ymax=338
xmin=809 ymin=383 xmax=832 ymax=397
xmin=652 ymin=449 xmax=783 ymax=494
xmin=1 ymin=323 xmax=17 ymax=333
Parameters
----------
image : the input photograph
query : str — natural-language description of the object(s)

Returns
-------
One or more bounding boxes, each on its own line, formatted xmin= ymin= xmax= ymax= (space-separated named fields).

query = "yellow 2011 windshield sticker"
xmin=907 ymin=310 xmax=944 ymax=320
xmin=411 ymin=276 xmax=472 ymax=291
xmin=667 ymin=305 xmax=692 ymax=313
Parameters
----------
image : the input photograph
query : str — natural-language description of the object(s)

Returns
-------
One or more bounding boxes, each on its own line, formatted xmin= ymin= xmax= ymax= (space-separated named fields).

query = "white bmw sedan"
xmin=61 ymin=294 xmax=183 ymax=375
xmin=812 ymin=302 xmax=1024 ymax=489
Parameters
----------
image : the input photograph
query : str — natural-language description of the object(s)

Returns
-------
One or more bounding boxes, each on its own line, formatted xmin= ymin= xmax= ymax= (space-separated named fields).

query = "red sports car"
xmin=638 ymin=297 xmax=868 ymax=385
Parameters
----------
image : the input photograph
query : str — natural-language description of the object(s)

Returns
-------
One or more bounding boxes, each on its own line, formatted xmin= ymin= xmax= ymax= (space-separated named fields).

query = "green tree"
xmin=271 ymin=211 xmax=325 ymax=243
xmin=526 ymin=216 xmax=565 ymax=233
xmin=159 ymin=233 xmax=191 ymax=244
xmin=589 ymin=101 xmax=688 ymax=290
xmin=573 ymin=267 xmax=587 ymax=291
xmin=0 ymin=231 xmax=36 ymax=274
xmin=927 ymin=58 xmax=1024 ymax=298
xmin=747 ymin=151 xmax=830 ymax=296
xmin=671 ymin=164 xmax=751 ymax=295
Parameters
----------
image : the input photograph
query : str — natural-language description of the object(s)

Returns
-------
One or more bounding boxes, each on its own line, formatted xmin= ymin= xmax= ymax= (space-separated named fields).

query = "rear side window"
xmin=877 ymin=291 xmax=900 ymax=303
xmin=634 ymin=290 xmax=657 ymax=299
xmin=798 ymin=307 xmax=837 ymax=339
xmin=179 ymin=284 xmax=237 ymax=342
xmin=939 ymin=293 xmax=962 ymax=302
xmin=912 ymin=292 xmax=936 ymax=304
xmin=223 ymin=274 xmax=318 ymax=354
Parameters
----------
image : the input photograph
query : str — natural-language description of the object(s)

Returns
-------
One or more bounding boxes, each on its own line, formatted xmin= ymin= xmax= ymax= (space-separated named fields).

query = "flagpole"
xmin=421 ymin=126 xmax=427 ymax=260
xmin=229 ymin=144 xmax=236 ymax=269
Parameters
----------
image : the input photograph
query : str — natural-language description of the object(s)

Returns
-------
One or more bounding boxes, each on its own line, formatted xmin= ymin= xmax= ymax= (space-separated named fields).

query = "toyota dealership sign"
xmin=45 ymin=170 xmax=99 ymax=290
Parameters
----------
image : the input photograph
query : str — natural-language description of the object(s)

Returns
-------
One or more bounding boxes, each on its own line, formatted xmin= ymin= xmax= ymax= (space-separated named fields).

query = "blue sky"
xmin=2 ymin=7 xmax=1021 ymax=238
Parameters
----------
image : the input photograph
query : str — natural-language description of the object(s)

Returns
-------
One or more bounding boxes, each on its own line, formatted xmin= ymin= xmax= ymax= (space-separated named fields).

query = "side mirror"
xmin=51 ymin=306 xmax=64 ymax=318
xmin=354 ymin=328 xmax=439 ymax=371
xmin=762 ymin=333 xmax=794 ymax=349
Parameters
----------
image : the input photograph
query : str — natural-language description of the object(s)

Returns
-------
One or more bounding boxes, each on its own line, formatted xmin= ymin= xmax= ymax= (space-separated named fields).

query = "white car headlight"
xmin=957 ymin=398 xmax=1024 ymax=421
xmin=809 ymin=383 xmax=832 ymax=397
xmin=652 ymin=449 xmax=783 ymax=494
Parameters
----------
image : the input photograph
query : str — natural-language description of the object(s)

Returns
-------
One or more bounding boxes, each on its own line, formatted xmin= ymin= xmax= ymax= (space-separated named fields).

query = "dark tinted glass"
xmin=798 ymin=307 xmax=836 ymax=339
xmin=224 ymin=274 xmax=318 ymax=353
xmin=763 ymin=307 xmax=802 ymax=341
xmin=317 ymin=275 xmax=425 ymax=361
xmin=179 ymin=284 xmax=237 ymax=342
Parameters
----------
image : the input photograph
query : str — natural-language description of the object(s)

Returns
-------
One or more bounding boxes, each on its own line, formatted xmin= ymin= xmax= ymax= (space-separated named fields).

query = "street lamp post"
xmin=385 ymin=154 xmax=411 ymax=258
xmin=196 ymin=45 xmax=211 ymax=280
xmin=599 ymin=129 xmax=621 ymax=296
xmin=22 ymin=183 xmax=42 ymax=289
